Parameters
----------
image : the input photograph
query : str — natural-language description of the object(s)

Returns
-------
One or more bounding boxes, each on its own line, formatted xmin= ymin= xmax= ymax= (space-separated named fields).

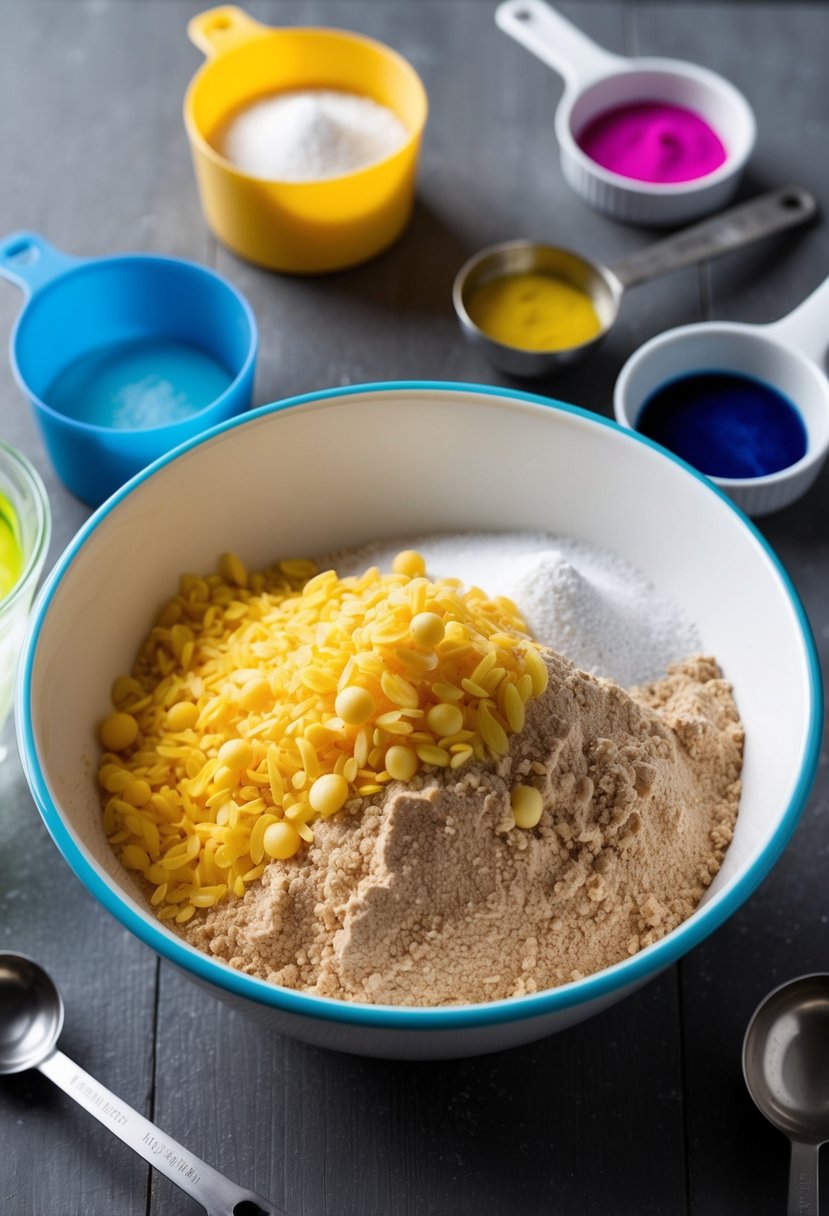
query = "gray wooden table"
xmin=2 ymin=2 xmax=828 ymax=1213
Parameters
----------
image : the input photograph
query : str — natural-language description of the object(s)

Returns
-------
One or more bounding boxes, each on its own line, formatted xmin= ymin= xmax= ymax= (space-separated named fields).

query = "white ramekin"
xmin=614 ymin=275 xmax=829 ymax=516
xmin=496 ymin=0 xmax=756 ymax=226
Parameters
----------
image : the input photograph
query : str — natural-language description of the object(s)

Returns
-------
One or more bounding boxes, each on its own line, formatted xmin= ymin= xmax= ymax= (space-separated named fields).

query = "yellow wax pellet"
xmin=263 ymin=820 xmax=302 ymax=860
xmin=167 ymin=701 xmax=198 ymax=732
xmin=100 ymin=766 xmax=131 ymax=794
xmin=218 ymin=551 xmax=248 ymax=587
xmin=111 ymin=675 xmax=143 ymax=707
xmin=411 ymin=612 xmax=445 ymax=648
xmin=123 ymin=779 xmax=152 ymax=808
xmin=380 ymin=670 xmax=419 ymax=708
xmin=426 ymin=702 xmax=464 ymax=737
xmin=511 ymin=784 xmax=543 ymax=829
xmin=309 ymin=773 xmax=350 ymax=817
xmin=503 ymin=682 xmax=525 ymax=734
xmin=449 ymin=746 xmax=474 ymax=769
xmin=478 ymin=703 xmax=508 ymax=755
xmin=432 ymin=680 xmax=464 ymax=702
xmin=218 ymin=738 xmax=254 ymax=772
xmin=213 ymin=765 xmax=238 ymax=791
xmin=279 ymin=558 xmax=318 ymax=580
xmin=334 ymin=686 xmax=375 ymax=726
xmin=121 ymin=844 xmax=150 ymax=871
xmin=392 ymin=549 xmax=426 ymax=578
xmin=239 ymin=676 xmax=271 ymax=712
xmin=415 ymin=743 xmax=450 ymax=767
xmin=524 ymin=646 xmax=549 ymax=696
xmin=385 ymin=745 xmax=419 ymax=782
xmin=100 ymin=712 xmax=139 ymax=752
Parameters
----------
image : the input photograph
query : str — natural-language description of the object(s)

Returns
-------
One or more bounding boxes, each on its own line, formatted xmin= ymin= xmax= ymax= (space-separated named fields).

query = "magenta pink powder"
xmin=577 ymin=101 xmax=727 ymax=183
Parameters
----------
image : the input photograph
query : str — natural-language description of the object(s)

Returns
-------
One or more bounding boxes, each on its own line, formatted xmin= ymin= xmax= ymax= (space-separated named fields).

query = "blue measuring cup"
xmin=0 ymin=232 xmax=258 ymax=506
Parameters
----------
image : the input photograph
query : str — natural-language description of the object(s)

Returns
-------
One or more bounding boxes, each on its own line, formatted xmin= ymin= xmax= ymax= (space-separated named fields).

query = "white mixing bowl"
xmin=16 ymin=383 xmax=822 ymax=1059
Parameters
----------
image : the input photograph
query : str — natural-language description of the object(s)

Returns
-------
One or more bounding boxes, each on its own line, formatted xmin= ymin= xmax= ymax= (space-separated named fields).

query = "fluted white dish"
xmin=496 ymin=0 xmax=756 ymax=226
xmin=614 ymin=274 xmax=829 ymax=516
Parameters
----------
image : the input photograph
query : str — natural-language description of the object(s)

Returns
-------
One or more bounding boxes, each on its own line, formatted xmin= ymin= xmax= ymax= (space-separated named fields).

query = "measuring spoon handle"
xmin=0 ymin=231 xmax=83 ymax=299
xmin=38 ymin=1049 xmax=282 ymax=1216
xmin=495 ymin=0 xmax=623 ymax=90
xmin=788 ymin=1140 xmax=820 ymax=1216
xmin=763 ymin=271 xmax=829 ymax=364
xmin=609 ymin=186 xmax=818 ymax=290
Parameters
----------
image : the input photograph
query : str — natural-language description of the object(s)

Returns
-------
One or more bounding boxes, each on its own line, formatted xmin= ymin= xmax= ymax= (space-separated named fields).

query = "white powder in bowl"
xmin=326 ymin=532 xmax=700 ymax=688
xmin=216 ymin=88 xmax=409 ymax=182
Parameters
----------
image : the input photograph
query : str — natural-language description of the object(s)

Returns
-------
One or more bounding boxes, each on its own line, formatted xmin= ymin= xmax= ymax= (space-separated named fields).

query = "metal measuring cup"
xmin=453 ymin=186 xmax=816 ymax=379
xmin=743 ymin=974 xmax=829 ymax=1216
xmin=0 ymin=952 xmax=281 ymax=1216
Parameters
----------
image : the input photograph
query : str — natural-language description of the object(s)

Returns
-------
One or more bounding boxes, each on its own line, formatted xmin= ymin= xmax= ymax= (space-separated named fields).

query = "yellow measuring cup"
xmin=184 ymin=6 xmax=428 ymax=273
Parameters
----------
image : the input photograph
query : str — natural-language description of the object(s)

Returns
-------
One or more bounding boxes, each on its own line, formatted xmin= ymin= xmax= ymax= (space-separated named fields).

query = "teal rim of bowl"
xmin=16 ymin=380 xmax=824 ymax=1030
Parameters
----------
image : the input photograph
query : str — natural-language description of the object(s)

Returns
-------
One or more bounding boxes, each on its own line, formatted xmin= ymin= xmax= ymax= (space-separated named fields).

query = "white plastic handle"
xmin=763 ymin=273 xmax=829 ymax=366
xmin=495 ymin=0 xmax=624 ymax=91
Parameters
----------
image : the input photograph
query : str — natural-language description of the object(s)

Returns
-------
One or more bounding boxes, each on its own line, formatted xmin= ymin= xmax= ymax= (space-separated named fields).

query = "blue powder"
xmin=45 ymin=337 xmax=232 ymax=430
xmin=637 ymin=371 xmax=807 ymax=478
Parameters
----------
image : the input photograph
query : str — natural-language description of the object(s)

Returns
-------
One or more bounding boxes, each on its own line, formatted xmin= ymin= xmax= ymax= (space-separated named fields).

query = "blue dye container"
xmin=0 ymin=231 xmax=258 ymax=506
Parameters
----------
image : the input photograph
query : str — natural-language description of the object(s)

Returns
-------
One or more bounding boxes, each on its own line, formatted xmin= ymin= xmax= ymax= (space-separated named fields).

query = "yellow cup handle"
xmin=187 ymin=6 xmax=268 ymax=58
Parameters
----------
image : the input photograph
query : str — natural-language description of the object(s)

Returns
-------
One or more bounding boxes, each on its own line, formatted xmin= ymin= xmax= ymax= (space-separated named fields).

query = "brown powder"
xmin=179 ymin=648 xmax=743 ymax=1005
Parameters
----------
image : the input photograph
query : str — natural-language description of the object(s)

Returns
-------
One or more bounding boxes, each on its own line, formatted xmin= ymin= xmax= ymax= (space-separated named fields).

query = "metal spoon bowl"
xmin=452 ymin=185 xmax=816 ymax=377
xmin=0 ymin=952 xmax=280 ymax=1216
xmin=453 ymin=239 xmax=620 ymax=377
xmin=743 ymin=973 xmax=829 ymax=1216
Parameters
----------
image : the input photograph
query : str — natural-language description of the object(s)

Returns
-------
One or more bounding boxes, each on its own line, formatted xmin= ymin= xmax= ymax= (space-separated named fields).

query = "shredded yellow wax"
xmin=98 ymin=551 xmax=548 ymax=922
xmin=467 ymin=271 xmax=602 ymax=351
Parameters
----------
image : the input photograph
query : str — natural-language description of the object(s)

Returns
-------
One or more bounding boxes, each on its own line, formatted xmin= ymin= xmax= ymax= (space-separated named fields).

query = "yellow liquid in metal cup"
xmin=0 ymin=492 xmax=23 ymax=602
xmin=467 ymin=272 xmax=602 ymax=352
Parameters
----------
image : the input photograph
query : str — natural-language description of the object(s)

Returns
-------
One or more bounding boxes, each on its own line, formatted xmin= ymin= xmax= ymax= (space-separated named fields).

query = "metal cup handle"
xmin=608 ymin=187 xmax=818 ymax=292
xmin=38 ymin=1048 xmax=284 ymax=1216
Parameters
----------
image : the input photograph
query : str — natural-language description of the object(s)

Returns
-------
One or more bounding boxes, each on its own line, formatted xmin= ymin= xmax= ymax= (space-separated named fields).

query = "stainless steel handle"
xmin=609 ymin=186 xmax=818 ymax=290
xmin=788 ymin=1140 xmax=820 ymax=1216
xmin=38 ymin=1049 xmax=282 ymax=1216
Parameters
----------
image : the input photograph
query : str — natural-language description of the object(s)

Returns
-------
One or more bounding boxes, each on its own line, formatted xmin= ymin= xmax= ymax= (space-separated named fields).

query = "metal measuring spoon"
xmin=0 ymin=952 xmax=281 ymax=1216
xmin=743 ymin=974 xmax=829 ymax=1216
xmin=452 ymin=185 xmax=816 ymax=377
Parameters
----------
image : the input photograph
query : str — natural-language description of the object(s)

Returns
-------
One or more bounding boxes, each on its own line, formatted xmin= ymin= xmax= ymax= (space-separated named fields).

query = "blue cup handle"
xmin=0 ymin=231 xmax=83 ymax=299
